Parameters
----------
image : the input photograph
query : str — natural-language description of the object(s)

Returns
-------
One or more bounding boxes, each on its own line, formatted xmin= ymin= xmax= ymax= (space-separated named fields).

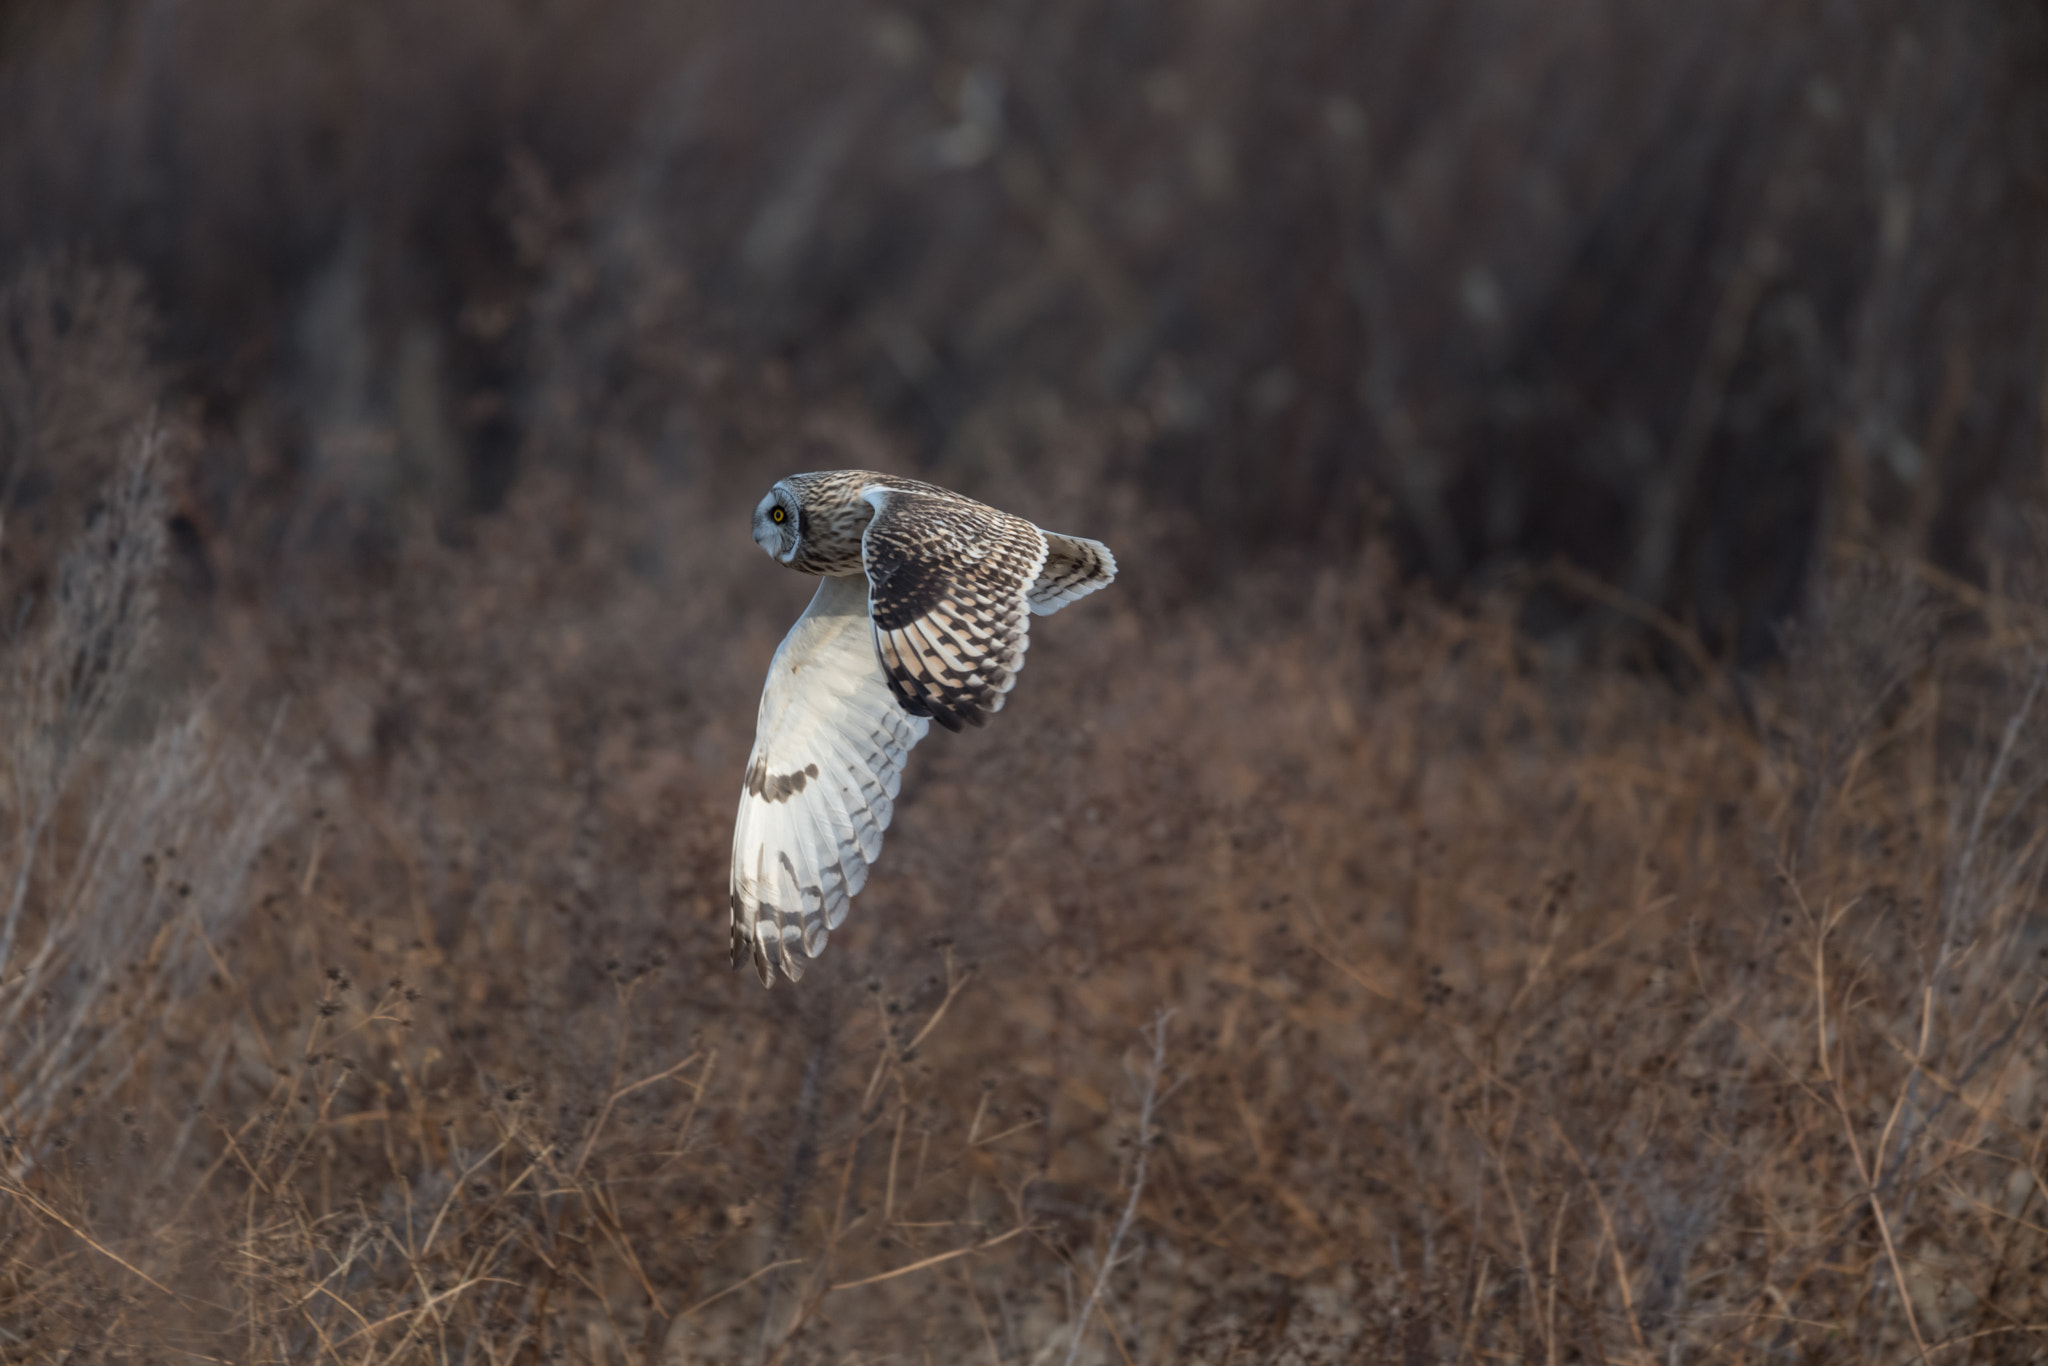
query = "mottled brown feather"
xmin=860 ymin=486 xmax=1048 ymax=732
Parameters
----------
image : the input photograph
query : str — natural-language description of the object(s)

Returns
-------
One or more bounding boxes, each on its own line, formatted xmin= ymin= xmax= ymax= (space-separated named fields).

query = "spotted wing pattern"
xmin=860 ymin=487 xmax=1049 ymax=733
xmin=730 ymin=572 xmax=931 ymax=985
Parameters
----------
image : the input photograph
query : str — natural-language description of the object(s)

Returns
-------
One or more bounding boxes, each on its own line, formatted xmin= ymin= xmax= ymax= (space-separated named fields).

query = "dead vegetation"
xmin=5 ymin=0 xmax=2048 ymax=1360
xmin=1 ymin=412 xmax=2046 ymax=1359
xmin=7 ymin=0 xmax=2048 ymax=639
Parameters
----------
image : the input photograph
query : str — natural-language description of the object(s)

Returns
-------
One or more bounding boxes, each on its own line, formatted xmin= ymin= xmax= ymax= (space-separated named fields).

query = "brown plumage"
xmin=730 ymin=470 xmax=1116 ymax=983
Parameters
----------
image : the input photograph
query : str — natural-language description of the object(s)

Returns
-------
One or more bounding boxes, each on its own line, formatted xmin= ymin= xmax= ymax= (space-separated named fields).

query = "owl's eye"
xmin=770 ymin=506 xmax=787 ymax=524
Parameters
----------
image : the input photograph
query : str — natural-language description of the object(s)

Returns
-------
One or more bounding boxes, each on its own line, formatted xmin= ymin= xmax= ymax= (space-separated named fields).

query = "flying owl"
xmin=729 ymin=469 xmax=1116 ymax=986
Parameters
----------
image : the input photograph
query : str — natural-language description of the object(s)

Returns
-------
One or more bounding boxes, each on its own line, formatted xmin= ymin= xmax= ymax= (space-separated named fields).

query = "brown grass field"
xmin=6 ymin=432 xmax=2048 ymax=1361
xmin=6 ymin=1 xmax=2048 ymax=1361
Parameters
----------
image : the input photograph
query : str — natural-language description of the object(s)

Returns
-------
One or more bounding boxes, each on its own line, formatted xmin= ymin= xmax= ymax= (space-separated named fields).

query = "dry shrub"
xmin=0 ymin=431 xmax=295 ymax=1350
xmin=7 ymin=0 xmax=2048 ymax=640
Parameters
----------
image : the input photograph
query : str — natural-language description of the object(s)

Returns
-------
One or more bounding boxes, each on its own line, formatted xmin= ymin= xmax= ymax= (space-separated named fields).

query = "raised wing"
xmin=730 ymin=572 xmax=931 ymax=985
xmin=860 ymin=487 xmax=1048 ymax=732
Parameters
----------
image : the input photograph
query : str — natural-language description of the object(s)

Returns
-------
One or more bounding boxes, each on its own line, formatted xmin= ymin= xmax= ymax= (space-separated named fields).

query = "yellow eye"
xmin=770 ymin=506 xmax=787 ymax=524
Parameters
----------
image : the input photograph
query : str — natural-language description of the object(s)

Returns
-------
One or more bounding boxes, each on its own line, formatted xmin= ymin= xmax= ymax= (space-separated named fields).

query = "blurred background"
xmin=6 ymin=0 xmax=2045 ymax=649
xmin=7 ymin=1 xmax=2048 ymax=1361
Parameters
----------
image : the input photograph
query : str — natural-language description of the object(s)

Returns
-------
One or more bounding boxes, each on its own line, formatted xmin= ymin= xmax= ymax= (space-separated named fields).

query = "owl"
xmin=729 ymin=470 xmax=1116 ymax=985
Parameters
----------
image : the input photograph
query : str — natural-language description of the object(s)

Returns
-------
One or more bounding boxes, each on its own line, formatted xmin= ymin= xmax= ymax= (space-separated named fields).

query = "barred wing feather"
xmin=860 ymin=487 xmax=1048 ymax=733
xmin=1028 ymin=531 xmax=1117 ymax=616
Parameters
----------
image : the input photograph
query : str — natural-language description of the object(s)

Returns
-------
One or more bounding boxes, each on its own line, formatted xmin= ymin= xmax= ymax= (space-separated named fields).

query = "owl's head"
xmin=752 ymin=471 xmax=877 ymax=576
xmin=752 ymin=482 xmax=803 ymax=565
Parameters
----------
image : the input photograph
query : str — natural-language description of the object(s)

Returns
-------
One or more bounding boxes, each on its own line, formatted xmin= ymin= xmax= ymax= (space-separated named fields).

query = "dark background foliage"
xmin=7 ymin=0 xmax=2045 ymax=644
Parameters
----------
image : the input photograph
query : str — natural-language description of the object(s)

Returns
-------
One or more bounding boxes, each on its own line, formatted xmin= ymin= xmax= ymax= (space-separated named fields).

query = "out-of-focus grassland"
xmin=7 ymin=428 xmax=2048 ymax=1363
xmin=5 ymin=1 xmax=2048 ymax=1361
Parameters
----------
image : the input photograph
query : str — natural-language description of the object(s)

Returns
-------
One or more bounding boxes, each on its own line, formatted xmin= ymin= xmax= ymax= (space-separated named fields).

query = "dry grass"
xmin=5 ymin=2 xmax=2048 ymax=1359
xmin=2 ymin=425 xmax=2047 ymax=1360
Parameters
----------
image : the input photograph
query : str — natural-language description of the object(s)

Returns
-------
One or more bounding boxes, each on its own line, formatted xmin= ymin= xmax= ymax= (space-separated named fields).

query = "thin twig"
xmin=2 ymin=1178 xmax=183 ymax=1301
xmin=1059 ymin=1010 xmax=1172 ymax=1366
xmin=1812 ymin=902 xmax=1933 ymax=1366
xmin=678 ymin=1258 xmax=806 ymax=1319
xmin=828 ymin=1225 xmax=1025 ymax=1291
xmin=1548 ymin=1118 xmax=1651 ymax=1359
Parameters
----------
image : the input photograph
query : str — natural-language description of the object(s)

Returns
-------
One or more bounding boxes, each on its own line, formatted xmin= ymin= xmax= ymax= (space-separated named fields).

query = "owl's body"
xmin=730 ymin=470 xmax=1115 ymax=985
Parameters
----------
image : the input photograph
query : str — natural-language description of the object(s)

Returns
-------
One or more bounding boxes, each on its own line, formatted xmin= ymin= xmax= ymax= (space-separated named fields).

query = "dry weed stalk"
xmin=0 ymin=426 xmax=293 ymax=1320
xmin=1059 ymin=1010 xmax=1172 ymax=1366
xmin=1 ymin=429 xmax=299 ymax=1164
xmin=2 ymin=430 xmax=167 ymax=975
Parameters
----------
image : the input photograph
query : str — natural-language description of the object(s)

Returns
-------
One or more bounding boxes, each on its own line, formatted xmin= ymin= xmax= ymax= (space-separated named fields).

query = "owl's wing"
xmin=860 ymin=487 xmax=1050 ymax=733
xmin=730 ymin=572 xmax=931 ymax=986
xmin=1028 ymin=531 xmax=1117 ymax=616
